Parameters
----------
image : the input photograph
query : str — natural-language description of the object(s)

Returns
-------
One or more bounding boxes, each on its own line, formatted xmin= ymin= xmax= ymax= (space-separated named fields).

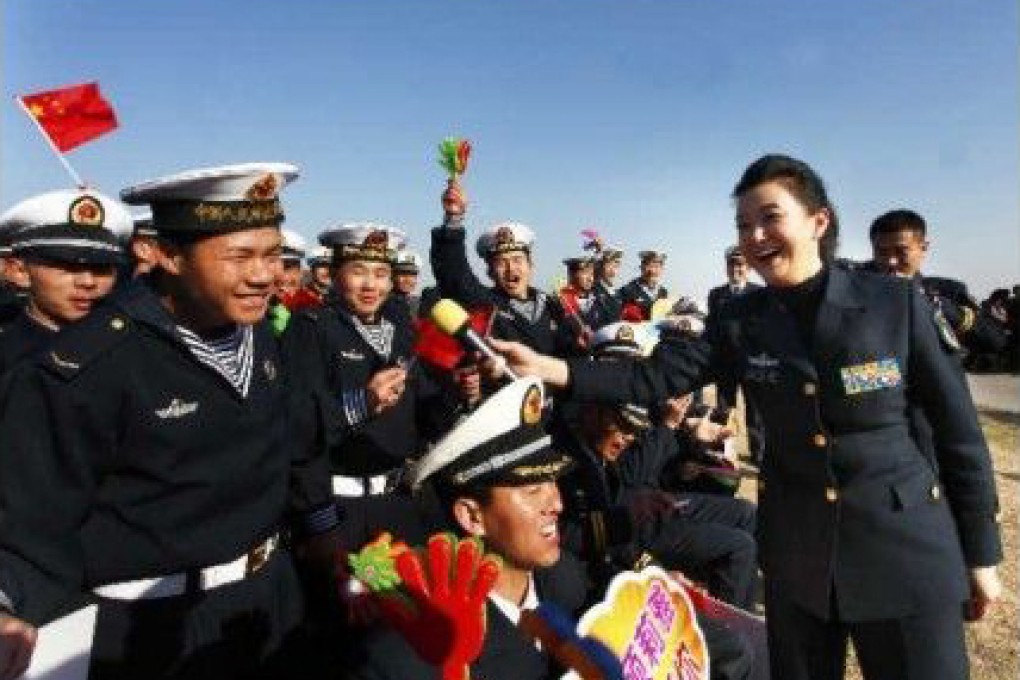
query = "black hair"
xmin=732 ymin=154 xmax=841 ymax=262
xmin=868 ymin=209 xmax=927 ymax=241
xmin=432 ymin=478 xmax=493 ymax=532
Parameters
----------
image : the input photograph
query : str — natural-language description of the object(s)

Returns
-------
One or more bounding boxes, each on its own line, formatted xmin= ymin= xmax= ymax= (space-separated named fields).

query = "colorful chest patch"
xmin=840 ymin=358 xmax=902 ymax=395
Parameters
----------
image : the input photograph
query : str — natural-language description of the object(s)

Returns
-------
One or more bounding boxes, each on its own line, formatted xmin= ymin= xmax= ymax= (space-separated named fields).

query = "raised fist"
xmin=442 ymin=180 xmax=467 ymax=217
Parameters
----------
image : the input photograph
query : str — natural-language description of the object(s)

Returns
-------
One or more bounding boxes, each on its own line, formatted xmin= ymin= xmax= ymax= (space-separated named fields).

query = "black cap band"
xmin=151 ymin=198 xmax=284 ymax=234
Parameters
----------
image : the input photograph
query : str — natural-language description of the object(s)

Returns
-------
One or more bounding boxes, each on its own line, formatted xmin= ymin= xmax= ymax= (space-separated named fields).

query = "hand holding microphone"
xmin=430 ymin=299 xmax=519 ymax=380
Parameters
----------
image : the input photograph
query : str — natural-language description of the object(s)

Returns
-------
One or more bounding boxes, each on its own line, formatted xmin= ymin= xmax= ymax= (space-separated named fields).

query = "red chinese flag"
xmin=18 ymin=82 xmax=118 ymax=153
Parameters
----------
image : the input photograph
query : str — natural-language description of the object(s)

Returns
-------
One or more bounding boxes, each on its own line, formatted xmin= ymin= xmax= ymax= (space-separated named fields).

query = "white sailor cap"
xmin=563 ymin=253 xmax=596 ymax=270
xmin=120 ymin=162 xmax=299 ymax=236
xmin=590 ymin=320 xmax=662 ymax=359
xmin=590 ymin=321 xmax=643 ymax=358
xmin=394 ymin=249 xmax=422 ymax=273
xmin=0 ymin=189 xmax=130 ymax=266
xmin=306 ymin=245 xmax=332 ymax=267
xmin=318 ymin=222 xmax=407 ymax=264
xmin=411 ymin=377 xmax=573 ymax=491
xmin=589 ymin=323 xmax=654 ymax=432
xmin=598 ymin=244 xmax=624 ymax=262
xmin=638 ymin=249 xmax=667 ymax=264
xmin=281 ymin=229 xmax=307 ymax=263
xmin=475 ymin=221 xmax=535 ymax=259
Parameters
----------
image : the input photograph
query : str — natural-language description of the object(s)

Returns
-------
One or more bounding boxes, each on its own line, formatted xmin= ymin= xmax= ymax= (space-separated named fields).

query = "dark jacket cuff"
xmin=955 ymin=510 xmax=1003 ymax=567
xmin=298 ymin=502 xmax=343 ymax=538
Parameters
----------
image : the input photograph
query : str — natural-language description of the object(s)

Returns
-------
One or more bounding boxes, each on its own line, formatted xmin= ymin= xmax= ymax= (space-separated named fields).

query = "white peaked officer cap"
xmin=120 ymin=162 xmax=299 ymax=237
xmin=638 ymin=249 xmax=667 ymax=264
xmin=318 ymin=222 xmax=407 ymax=264
xmin=411 ymin=377 xmax=573 ymax=491
xmin=281 ymin=229 xmax=307 ymax=262
xmin=394 ymin=249 xmax=423 ymax=273
xmin=0 ymin=189 xmax=131 ymax=266
xmin=475 ymin=221 xmax=535 ymax=259
xmin=306 ymin=245 xmax=332 ymax=267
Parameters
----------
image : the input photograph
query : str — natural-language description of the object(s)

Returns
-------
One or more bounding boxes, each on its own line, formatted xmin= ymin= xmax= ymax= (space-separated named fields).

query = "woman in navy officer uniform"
xmin=492 ymin=154 xmax=1002 ymax=680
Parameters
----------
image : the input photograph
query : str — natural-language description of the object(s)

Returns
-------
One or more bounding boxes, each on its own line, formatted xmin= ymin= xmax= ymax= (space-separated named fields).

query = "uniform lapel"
xmin=812 ymin=266 xmax=866 ymax=371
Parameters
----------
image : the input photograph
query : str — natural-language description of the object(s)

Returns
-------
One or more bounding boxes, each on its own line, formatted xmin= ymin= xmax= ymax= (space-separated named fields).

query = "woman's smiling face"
xmin=736 ymin=180 xmax=829 ymax=288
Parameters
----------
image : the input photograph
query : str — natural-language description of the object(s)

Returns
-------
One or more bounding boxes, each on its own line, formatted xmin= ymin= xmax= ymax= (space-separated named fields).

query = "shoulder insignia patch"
xmin=933 ymin=308 xmax=962 ymax=353
xmin=43 ymin=312 xmax=132 ymax=380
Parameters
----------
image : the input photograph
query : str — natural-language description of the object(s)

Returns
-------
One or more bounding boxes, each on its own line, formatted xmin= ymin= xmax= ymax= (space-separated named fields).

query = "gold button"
xmin=803 ymin=382 xmax=817 ymax=396
xmin=930 ymin=485 xmax=940 ymax=501
xmin=110 ymin=318 xmax=125 ymax=331
xmin=825 ymin=487 xmax=839 ymax=503
xmin=813 ymin=434 xmax=828 ymax=448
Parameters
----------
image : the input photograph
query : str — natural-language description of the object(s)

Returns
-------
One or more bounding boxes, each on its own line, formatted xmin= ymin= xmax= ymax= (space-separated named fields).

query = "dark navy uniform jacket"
xmin=0 ymin=282 xmax=335 ymax=625
xmin=921 ymin=275 xmax=1009 ymax=355
xmin=569 ymin=266 xmax=1001 ymax=622
xmin=618 ymin=278 xmax=668 ymax=319
xmin=0 ymin=312 xmax=55 ymax=377
xmin=706 ymin=282 xmax=763 ymax=319
xmin=0 ymin=286 xmax=25 ymax=326
xmin=592 ymin=280 xmax=623 ymax=322
xmin=280 ymin=299 xmax=440 ymax=477
xmin=430 ymin=226 xmax=575 ymax=357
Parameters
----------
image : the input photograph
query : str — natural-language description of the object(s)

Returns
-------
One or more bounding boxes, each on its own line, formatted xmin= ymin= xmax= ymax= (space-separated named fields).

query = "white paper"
xmin=25 ymin=605 xmax=97 ymax=680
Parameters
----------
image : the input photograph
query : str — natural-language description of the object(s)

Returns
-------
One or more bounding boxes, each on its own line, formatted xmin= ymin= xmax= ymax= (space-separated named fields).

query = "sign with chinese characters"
xmin=567 ymin=567 xmax=709 ymax=680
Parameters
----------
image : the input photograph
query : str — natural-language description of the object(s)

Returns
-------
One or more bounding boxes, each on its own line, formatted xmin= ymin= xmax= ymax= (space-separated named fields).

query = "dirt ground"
xmin=727 ymin=386 xmax=1019 ymax=679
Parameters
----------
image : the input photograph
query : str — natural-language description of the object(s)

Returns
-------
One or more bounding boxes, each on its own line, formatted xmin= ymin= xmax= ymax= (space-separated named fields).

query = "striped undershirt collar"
xmin=177 ymin=324 xmax=255 ymax=397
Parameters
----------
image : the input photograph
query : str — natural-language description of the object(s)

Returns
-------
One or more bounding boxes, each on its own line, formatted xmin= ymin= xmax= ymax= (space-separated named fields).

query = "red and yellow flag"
xmin=17 ymin=82 xmax=118 ymax=153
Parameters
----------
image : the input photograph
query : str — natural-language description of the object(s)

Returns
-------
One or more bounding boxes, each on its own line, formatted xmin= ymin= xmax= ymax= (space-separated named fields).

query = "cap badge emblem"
xmin=616 ymin=324 xmax=635 ymax=342
xmin=68 ymin=195 xmax=104 ymax=228
xmin=521 ymin=384 xmax=543 ymax=425
xmin=246 ymin=174 xmax=279 ymax=201
xmin=362 ymin=230 xmax=388 ymax=248
xmin=494 ymin=226 xmax=515 ymax=246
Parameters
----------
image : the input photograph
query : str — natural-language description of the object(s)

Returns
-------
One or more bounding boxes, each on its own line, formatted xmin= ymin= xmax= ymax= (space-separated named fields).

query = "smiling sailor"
xmin=0 ymin=163 xmax=339 ymax=680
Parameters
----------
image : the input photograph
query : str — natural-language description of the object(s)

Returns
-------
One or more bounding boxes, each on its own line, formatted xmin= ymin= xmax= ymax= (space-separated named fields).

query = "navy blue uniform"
xmin=430 ymin=225 xmax=574 ymax=356
xmin=0 ymin=312 xmax=55 ymax=376
xmin=567 ymin=266 xmax=1001 ymax=679
xmin=280 ymin=299 xmax=442 ymax=548
xmin=0 ymin=282 xmax=335 ymax=679
xmin=593 ymin=280 xmax=623 ymax=322
xmin=618 ymin=278 xmax=668 ymax=319
xmin=0 ymin=286 xmax=24 ymax=326
xmin=920 ymin=275 xmax=1009 ymax=355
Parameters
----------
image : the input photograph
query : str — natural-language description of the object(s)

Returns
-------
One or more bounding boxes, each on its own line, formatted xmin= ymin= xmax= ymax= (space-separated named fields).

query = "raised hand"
xmin=375 ymin=534 xmax=501 ymax=680
xmin=486 ymin=338 xmax=569 ymax=387
xmin=442 ymin=180 xmax=467 ymax=218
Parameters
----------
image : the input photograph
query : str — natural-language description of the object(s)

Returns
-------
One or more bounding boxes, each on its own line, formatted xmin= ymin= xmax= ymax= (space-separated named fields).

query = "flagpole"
xmin=14 ymin=96 xmax=86 ymax=188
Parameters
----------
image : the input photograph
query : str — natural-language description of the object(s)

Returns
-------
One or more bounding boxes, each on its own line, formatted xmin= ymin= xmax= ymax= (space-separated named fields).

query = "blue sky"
xmin=3 ymin=0 xmax=1017 ymax=301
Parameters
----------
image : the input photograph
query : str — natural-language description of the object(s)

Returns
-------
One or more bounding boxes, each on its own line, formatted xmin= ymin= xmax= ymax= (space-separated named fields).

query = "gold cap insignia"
xmin=616 ymin=324 xmax=635 ymax=342
xmin=68 ymin=196 xmax=105 ymax=228
xmin=362 ymin=230 xmax=389 ymax=248
xmin=521 ymin=384 xmax=543 ymax=425
xmin=246 ymin=174 xmax=279 ymax=201
xmin=494 ymin=226 xmax=516 ymax=246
